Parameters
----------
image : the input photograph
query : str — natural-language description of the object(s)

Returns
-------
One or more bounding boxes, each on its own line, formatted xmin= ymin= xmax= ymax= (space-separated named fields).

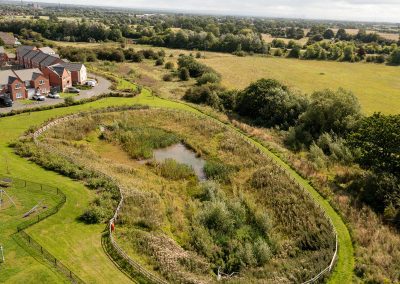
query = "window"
xmin=16 ymin=93 xmax=23 ymax=99
xmin=15 ymin=83 xmax=21 ymax=90
xmin=39 ymin=80 xmax=45 ymax=85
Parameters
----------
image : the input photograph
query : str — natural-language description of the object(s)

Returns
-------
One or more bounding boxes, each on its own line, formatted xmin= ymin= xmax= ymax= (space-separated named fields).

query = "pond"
xmin=153 ymin=143 xmax=206 ymax=180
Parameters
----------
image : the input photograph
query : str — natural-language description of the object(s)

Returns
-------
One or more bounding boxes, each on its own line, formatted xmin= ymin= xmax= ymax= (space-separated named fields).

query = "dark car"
xmin=0 ymin=95 xmax=13 ymax=107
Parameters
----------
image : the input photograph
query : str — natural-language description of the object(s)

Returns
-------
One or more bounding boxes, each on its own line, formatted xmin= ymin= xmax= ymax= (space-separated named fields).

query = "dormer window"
xmin=15 ymin=83 xmax=21 ymax=89
xmin=39 ymin=80 xmax=45 ymax=85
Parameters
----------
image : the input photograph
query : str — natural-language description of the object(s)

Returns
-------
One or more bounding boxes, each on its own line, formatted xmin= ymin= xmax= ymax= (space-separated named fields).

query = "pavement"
xmin=0 ymin=74 xmax=112 ymax=114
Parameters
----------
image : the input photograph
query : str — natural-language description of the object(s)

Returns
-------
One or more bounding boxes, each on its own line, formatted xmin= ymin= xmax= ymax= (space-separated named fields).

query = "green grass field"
xmin=200 ymin=54 xmax=400 ymax=115
xmin=0 ymin=89 xmax=353 ymax=283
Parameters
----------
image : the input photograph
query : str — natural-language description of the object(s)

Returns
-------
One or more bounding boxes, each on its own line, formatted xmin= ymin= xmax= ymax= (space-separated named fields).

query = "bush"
xmin=162 ymin=73 xmax=173 ymax=82
xmin=179 ymin=67 xmax=190 ymax=81
xmin=165 ymin=61 xmax=175 ymax=69
xmin=79 ymin=207 xmax=102 ymax=224
xmin=155 ymin=58 xmax=164 ymax=66
xmin=196 ymin=72 xmax=221 ymax=85
xmin=64 ymin=96 xmax=75 ymax=106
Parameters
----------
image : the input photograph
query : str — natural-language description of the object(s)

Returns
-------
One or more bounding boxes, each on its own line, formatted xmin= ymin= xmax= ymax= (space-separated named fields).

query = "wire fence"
xmin=0 ymin=175 xmax=85 ymax=284
xmin=32 ymin=106 xmax=339 ymax=284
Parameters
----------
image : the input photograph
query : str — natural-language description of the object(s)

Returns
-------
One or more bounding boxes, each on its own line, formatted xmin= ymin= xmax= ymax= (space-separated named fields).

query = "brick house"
xmin=43 ymin=64 xmax=72 ymax=91
xmin=31 ymin=52 xmax=50 ymax=69
xmin=38 ymin=54 xmax=62 ymax=70
xmin=61 ymin=62 xmax=87 ymax=84
xmin=0 ymin=46 xmax=8 ymax=66
xmin=16 ymin=45 xmax=36 ymax=65
xmin=23 ymin=50 xmax=39 ymax=68
xmin=13 ymin=68 xmax=50 ymax=98
xmin=0 ymin=70 xmax=26 ymax=100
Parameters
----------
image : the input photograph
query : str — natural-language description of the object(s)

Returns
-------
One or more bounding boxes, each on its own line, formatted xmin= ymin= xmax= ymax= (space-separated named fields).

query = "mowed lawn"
xmin=200 ymin=54 xmax=400 ymax=114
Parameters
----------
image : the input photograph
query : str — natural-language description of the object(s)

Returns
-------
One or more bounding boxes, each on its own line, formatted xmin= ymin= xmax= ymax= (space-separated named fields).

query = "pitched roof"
xmin=0 ymin=70 xmax=19 ymax=85
xmin=0 ymin=32 xmax=16 ymax=46
xmin=38 ymin=46 xmax=56 ymax=54
xmin=31 ymin=52 xmax=50 ymax=65
xmin=40 ymin=54 xmax=61 ymax=67
xmin=13 ymin=68 xmax=44 ymax=82
xmin=48 ymin=63 xmax=68 ymax=77
xmin=16 ymin=45 xmax=36 ymax=57
xmin=61 ymin=62 xmax=84 ymax=72
xmin=24 ymin=50 xmax=40 ymax=61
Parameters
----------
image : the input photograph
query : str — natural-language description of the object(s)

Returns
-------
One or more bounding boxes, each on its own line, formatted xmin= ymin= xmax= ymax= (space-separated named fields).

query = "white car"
xmin=48 ymin=92 xmax=60 ymax=99
xmin=85 ymin=80 xmax=96 ymax=87
xmin=32 ymin=94 xmax=46 ymax=101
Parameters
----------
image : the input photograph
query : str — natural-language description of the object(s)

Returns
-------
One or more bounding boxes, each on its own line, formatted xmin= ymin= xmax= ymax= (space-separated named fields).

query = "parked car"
xmin=67 ymin=87 xmax=80 ymax=93
xmin=85 ymin=80 xmax=96 ymax=87
xmin=32 ymin=94 xmax=46 ymax=101
xmin=48 ymin=92 xmax=60 ymax=99
xmin=0 ymin=96 xmax=13 ymax=107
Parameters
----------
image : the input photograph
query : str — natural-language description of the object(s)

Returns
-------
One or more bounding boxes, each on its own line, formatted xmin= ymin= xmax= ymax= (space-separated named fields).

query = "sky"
xmin=16 ymin=0 xmax=400 ymax=23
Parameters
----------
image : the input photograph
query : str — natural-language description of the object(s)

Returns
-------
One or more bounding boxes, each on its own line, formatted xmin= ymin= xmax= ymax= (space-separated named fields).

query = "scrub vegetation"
xmin=18 ymin=108 xmax=336 ymax=283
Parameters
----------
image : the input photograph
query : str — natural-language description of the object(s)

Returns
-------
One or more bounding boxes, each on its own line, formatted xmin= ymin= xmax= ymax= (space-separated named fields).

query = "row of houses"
xmin=0 ymin=45 xmax=87 ymax=101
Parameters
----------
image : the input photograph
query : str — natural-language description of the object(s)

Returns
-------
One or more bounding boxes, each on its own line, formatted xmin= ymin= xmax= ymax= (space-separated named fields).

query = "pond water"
xmin=153 ymin=143 xmax=206 ymax=180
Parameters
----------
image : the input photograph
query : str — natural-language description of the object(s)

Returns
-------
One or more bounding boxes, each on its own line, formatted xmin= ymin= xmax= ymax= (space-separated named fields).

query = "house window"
xmin=15 ymin=83 xmax=21 ymax=89
xmin=39 ymin=80 xmax=45 ymax=85
xmin=16 ymin=93 xmax=23 ymax=99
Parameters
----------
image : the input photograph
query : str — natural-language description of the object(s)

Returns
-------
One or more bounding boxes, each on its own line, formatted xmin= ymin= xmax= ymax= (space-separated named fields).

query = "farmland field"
xmin=199 ymin=54 xmax=400 ymax=114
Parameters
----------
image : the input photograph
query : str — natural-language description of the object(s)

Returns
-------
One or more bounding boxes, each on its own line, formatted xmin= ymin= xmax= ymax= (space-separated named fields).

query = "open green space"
xmin=200 ymin=54 xmax=400 ymax=115
xmin=0 ymin=89 xmax=353 ymax=283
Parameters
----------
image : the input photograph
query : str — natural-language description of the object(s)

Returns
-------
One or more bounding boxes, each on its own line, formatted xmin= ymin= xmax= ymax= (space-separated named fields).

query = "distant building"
xmin=0 ymin=32 xmax=18 ymax=46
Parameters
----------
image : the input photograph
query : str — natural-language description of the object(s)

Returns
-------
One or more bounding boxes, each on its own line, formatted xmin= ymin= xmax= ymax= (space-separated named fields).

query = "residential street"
xmin=0 ymin=74 xmax=111 ymax=114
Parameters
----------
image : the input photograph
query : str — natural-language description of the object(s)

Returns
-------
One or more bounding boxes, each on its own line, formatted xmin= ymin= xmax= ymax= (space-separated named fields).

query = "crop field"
xmin=199 ymin=54 xmax=400 ymax=114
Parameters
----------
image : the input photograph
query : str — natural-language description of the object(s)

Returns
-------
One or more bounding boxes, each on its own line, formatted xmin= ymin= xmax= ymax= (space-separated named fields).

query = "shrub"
xmin=196 ymin=72 xmax=221 ymax=85
xmin=64 ymin=96 xmax=75 ymax=106
xmin=79 ymin=207 xmax=102 ymax=224
xmin=165 ymin=61 xmax=175 ymax=69
xmin=163 ymin=73 xmax=173 ymax=82
xmin=155 ymin=58 xmax=164 ymax=66
xmin=179 ymin=67 xmax=190 ymax=81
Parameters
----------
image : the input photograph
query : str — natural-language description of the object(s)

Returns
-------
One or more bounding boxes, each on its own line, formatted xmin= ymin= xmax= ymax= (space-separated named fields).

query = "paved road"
xmin=0 ymin=74 xmax=111 ymax=114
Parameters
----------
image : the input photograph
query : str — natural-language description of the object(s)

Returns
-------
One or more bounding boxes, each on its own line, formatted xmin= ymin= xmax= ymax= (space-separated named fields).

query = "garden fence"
xmin=0 ymin=175 xmax=84 ymax=284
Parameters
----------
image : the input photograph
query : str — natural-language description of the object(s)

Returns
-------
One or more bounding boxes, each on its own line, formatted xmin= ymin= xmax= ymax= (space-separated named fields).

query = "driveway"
xmin=0 ymin=73 xmax=112 ymax=114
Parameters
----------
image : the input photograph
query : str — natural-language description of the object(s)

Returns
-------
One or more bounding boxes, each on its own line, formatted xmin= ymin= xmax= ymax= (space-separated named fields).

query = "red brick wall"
xmin=32 ymin=75 xmax=50 ymax=94
xmin=9 ymin=80 xmax=26 ymax=100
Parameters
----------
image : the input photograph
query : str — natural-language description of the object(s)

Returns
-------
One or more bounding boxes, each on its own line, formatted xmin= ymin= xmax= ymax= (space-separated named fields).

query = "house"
xmin=31 ymin=52 xmax=51 ymax=69
xmin=38 ymin=54 xmax=62 ymax=70
xmin=23 ymin=50 xmax=39 ymax=68
xmin=0 ymin=70 xmax=26 ymax=100
xmin=38 ymin=47 xmax=56 ymax=55
xmin=0 ymin=32 xmax=18 ymax=46
xmin=13 ymin=69 xmax=50 ymax=99
xmin=16 ymin=45 xmax=36 ymax=65
xmin=61 ymin=62 xmax=87 ymax=84
xmin=0 ymin=47 xmax=8 ymax=66
xmin=43 ymin=64 xmax=72 ymax=91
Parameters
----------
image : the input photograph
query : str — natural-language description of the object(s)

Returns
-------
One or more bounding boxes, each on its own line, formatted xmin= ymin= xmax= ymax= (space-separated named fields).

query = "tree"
xmin=388 ymin=48 xmax=400 ymax=65
xmin=323 ymin=29 xmax=335 ymax=39
xmin=336 ymin=28 xmax=349 ymax=40
xmin=287 ymin=46 xmax=301 ymax=58
xmin=348 ymin=113 xmax=400 ymax=176
xmin=179 ymin=67 xmax=190 ymax=81
xmin=290 ymin=88 xmax=361 ymax=146
xmin=236 ymin=79 xmax=308 ymax=129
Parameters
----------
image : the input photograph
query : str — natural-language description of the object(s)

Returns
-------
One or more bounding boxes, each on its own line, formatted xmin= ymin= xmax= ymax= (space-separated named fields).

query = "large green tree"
xmin=349 ymin=113 xmax=400 ymax=176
